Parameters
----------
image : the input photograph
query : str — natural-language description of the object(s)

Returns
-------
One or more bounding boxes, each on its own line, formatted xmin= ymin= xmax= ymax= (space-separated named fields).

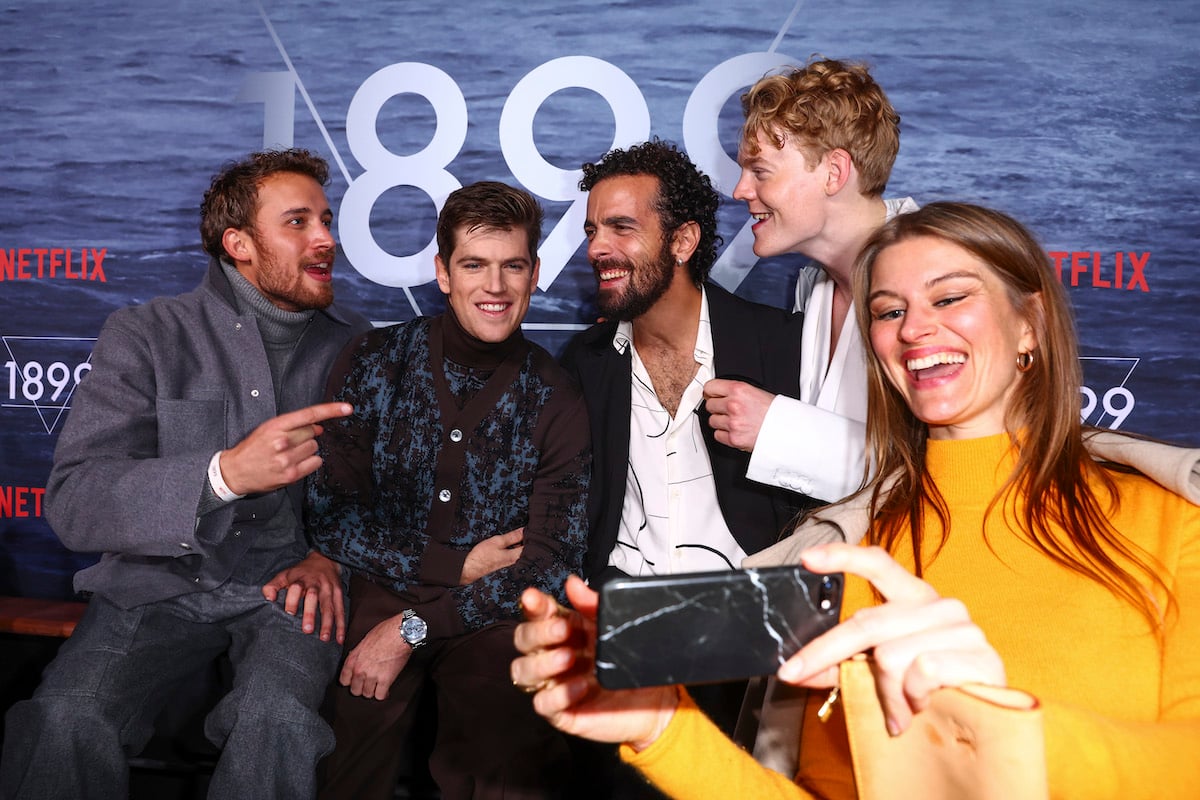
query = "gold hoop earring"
xmin=1016 ymin=351 xmax=1034 ymax=372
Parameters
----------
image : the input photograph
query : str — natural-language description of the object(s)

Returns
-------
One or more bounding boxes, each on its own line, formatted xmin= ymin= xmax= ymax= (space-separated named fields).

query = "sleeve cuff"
xmin=746 ymin=396 xmax=865 ymax=501
xmin=620 ymin=686 xmax=693 ymax=766
xmin=418 ymin=540 xmax=469 ymax=588
xmin=409 ymin=589 xmax=467 ymax=641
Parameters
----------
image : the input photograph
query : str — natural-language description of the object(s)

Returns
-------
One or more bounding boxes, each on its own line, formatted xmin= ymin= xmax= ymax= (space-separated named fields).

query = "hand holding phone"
xmin=595 ymin=565 xmax=843 ymax=689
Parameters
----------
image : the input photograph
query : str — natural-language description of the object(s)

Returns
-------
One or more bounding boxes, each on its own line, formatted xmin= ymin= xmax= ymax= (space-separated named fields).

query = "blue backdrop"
xmin=2 ymin=0 xmax=1198 ymax=599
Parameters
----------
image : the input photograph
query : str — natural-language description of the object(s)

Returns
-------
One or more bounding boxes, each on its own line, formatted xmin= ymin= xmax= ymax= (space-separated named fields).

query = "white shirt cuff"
xmin=746 ymin=396 xmax=866 ymax=502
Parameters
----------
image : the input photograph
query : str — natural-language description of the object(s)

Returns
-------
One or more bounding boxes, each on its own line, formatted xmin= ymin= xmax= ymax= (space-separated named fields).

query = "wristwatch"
xmin=399 ymin=609 xmax=428 ymax=648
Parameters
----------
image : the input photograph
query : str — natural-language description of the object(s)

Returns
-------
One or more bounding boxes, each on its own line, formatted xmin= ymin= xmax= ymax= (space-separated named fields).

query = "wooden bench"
xmin=0 ymin=596 xmax=87 ymax=638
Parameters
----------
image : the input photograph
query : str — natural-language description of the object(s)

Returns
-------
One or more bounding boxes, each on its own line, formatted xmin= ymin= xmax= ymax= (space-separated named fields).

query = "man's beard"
xmin=595 ymin=242 xmax=676 ymax=321
xmin=253 ymin=241 xmax=335 ymax=311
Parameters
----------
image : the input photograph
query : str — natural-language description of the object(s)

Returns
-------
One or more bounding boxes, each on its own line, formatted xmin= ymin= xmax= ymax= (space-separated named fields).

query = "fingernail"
xmin=800 ymin=546 xmax=829 ymax=567
xmin=886 ymin=717 xmax=901 ymax=737
xmin=778 ymin=658 xmax=803 ymax=682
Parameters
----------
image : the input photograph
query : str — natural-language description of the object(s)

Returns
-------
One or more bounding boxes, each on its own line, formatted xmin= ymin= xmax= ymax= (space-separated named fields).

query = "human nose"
xmin=899 ymin=305 xmax=935 ymax=342
xmin=586 ymin=229 xmax=610 ymax=264
xmin=732 ymin=170 xmax=753 ymax=202
xmin=484 ymin=264 xmax=504 ymax=293
xmin=313 ymin=223 xmax=335 ymax=251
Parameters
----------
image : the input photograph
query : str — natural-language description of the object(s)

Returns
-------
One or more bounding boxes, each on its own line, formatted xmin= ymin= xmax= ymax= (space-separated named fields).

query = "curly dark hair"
xmin=579 ymin=139 xmax=721 ymax=285
xmin=200 ymin=148 xmax=330 ymax=260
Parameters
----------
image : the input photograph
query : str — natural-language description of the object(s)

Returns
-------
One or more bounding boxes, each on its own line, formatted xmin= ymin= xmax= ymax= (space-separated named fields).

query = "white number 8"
xmin=341 ymin=63 xmax=467 ymax=288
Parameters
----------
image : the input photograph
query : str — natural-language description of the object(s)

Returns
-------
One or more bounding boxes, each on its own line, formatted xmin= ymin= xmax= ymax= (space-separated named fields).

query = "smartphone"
xmin=595 ymin=565 xmax=842 ymax=689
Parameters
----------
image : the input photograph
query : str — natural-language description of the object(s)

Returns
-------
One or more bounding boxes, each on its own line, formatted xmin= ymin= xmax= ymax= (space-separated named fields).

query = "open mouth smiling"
xmin=304 ymin=261 xmax=332 ymax=280
xmin=598 ymin=268 xmax=630 ymax=283
xmin=906 ymin=351 xmax=966 ymax=380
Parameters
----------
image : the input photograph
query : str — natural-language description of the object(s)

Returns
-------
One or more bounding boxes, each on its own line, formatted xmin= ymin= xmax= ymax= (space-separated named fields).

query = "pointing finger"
xmin=274 ymin=402 xmax=354 ymax=432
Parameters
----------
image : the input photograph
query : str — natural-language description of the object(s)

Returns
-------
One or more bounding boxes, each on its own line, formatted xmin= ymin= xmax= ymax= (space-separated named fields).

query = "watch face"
xmin=401 ymin=615 xmax=427 ymax=643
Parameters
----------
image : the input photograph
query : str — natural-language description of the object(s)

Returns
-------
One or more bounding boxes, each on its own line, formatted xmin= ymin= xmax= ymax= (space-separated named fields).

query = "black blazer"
xmin=561 ymin=282 xmax=808 ymax=582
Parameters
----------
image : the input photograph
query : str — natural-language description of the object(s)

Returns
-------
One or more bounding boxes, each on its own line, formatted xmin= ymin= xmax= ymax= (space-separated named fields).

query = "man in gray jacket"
xmin=0 ymin=148 xmax=370 ymax=799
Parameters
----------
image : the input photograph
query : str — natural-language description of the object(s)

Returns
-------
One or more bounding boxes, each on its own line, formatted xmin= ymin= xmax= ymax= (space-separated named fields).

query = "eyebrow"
xmin=868 ymin=270 xmax=983 ymax=302
xmin=584 ymin=213 xmax=640 ymax=232
xmin=277 ymin=206 xmax=332 ymax=219
xmin=452 ymin=253 xmax=532 ymax=267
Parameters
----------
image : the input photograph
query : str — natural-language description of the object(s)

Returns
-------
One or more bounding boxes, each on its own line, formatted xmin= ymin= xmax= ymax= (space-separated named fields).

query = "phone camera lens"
xmin=818 ymin=575 xmax=837 ymax=614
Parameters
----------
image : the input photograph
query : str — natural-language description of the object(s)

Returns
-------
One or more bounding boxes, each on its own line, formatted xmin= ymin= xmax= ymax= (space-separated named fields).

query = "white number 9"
xmin=1080 ymin=386 xmax=1097 ymax=423
xmin=683 ymin=51 xmax=799 ymax=290
xmin=500 ymin=56 xmax=650 ymax=290
xmin=1101 ymin=386 xmax=1135 ymax=429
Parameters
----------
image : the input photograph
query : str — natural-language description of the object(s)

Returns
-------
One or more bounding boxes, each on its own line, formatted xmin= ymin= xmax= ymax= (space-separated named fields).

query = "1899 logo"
xmin=4 ymin=360 xmax=91 ymax=404
xmin=1 ymin=335 xmax=95 ymax=434
xmin=241 ymin=51 xmax=798 ymax=293
xmin=1079 ymin=357 xmax=1138 ymax=430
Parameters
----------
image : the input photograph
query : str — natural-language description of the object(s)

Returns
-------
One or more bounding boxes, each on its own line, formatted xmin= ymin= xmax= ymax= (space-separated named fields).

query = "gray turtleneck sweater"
xmin=194 ymin=262 xmax=316 ymax=553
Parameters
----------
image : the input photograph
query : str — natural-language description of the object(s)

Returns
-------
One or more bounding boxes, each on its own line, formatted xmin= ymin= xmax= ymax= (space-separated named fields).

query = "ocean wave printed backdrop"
xmin=2 ymin=0 xmax=1198 ymax=598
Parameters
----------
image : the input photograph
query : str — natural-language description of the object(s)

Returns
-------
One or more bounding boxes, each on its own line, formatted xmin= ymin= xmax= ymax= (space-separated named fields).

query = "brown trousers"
xmin=318 ymin=576 xmax=570 ymax=800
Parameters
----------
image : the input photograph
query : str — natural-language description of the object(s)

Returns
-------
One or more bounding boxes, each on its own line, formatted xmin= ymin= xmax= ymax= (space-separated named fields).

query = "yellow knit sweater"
xmin=626 ymin=433 xmax=1200 ymax=799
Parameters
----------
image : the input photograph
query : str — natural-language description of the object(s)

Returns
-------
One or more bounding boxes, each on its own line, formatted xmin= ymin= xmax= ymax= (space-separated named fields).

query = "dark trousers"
xmin=1 ymin=584 xmax=340 ymax=800
xmin=318 ymin=577 xmax=569 ymax=800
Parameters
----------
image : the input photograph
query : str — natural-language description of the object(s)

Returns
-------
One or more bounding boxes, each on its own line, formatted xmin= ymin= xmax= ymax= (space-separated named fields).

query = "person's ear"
xmin=529 ymin=257 xmax=541 ymax=293
xmin=435 ymin=254 xmax=451 ymax=295
xmin=824 ymin=148 xmax=853 ymax=196
xmin=670 ymin=221 xmax=701 ymax=267
xmin=1019 ymin=292 xmax=1043 ymax=354
xmin=222 ymin=228 xmax=253 ymax=263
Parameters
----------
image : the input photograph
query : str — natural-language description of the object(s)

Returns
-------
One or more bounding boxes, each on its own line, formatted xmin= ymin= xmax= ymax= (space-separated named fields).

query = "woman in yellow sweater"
xmin=511 ymin=203 xmax=1200 ymax=798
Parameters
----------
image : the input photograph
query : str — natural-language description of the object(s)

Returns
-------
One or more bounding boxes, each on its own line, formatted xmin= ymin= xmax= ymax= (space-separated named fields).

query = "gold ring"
xmin=514 ymin=678 xmax=550 ymax=695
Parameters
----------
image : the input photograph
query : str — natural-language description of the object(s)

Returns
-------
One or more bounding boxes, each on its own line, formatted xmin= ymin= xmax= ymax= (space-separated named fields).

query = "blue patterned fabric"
xmin=307 ymin=315 xmax=590 ymax=638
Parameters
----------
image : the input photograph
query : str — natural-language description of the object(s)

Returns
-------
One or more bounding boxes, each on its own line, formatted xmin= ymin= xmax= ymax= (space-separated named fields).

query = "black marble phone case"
xmin=595 ymin=566 xmax=843 ymax=689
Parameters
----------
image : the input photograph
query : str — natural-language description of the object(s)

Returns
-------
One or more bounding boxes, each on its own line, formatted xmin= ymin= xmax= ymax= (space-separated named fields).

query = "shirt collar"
xmin=610 ymin=285 xmax=714 ymax=367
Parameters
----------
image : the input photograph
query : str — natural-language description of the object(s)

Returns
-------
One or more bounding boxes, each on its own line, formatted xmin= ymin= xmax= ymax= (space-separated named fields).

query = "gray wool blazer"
xmin=45 ymin=259 xmax=370 ymax=608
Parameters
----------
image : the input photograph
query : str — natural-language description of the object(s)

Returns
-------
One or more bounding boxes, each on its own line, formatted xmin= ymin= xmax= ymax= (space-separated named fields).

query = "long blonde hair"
xmin=853 ymin=202 xmax=1169 ymax=627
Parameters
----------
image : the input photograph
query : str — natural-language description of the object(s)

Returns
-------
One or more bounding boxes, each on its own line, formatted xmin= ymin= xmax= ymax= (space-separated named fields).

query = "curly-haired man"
xmin=568 ymin=138 xmax=803 ymax=584
xmin=560 ymin=144 xmax=804 ymax=796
